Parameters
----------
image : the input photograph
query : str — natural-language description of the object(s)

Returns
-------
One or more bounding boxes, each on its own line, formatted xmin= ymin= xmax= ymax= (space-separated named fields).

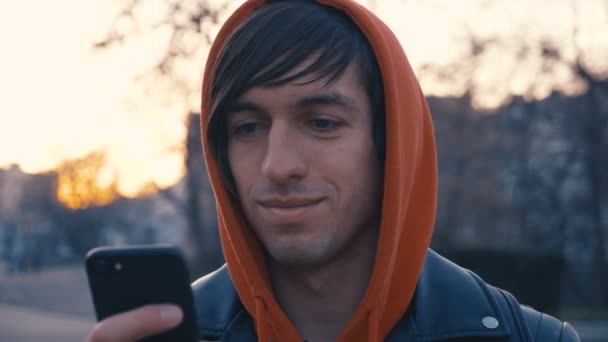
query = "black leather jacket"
xmin=192 ymin=250 xmax=580 ymax=341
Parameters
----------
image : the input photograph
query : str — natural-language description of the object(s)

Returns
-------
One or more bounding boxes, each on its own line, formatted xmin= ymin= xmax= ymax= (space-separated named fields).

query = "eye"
xmin=308 ymin=118 xmax=342 ymax=131
xmin=233 ymin=122 xmax=262 ymax=136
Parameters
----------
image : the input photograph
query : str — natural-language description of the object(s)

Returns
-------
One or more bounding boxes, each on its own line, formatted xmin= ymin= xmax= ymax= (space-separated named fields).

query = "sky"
xmin=0 ymin=0 xmax=186 ymax=195
xmin=0 ymin=0 xmax=606 ymax=198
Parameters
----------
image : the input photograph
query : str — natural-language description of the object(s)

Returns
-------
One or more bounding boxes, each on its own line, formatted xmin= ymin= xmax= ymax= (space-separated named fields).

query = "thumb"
xmin=87 ymin=304 xmax=183 ymax=342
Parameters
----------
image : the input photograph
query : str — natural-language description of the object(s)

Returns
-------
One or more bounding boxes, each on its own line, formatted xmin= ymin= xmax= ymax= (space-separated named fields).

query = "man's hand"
xmin=86 ymin=304 xmax=183 ymax=342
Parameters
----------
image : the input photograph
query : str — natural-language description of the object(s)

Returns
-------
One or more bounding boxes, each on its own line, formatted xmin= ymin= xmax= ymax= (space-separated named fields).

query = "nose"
xmin=261 ymin=122 xmax=307 ymax=184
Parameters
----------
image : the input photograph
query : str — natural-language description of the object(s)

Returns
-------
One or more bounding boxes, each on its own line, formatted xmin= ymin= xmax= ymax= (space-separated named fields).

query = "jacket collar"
xmin=191 ymin=265 xmax=245 ymax=339
xmin=192 ymin=250 xmax=513 ymax=341
xmin=402 ymin=249 xmax=511 ymax=341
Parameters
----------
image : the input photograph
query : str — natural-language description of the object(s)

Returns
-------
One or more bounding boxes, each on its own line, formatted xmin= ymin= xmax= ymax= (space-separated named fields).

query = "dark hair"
xmin=207 ymin=0 xmax=385 ymax=194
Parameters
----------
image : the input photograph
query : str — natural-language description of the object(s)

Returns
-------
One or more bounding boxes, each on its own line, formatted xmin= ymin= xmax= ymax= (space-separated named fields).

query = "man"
xmin=87 ymin=0 xmax=580 ymax=341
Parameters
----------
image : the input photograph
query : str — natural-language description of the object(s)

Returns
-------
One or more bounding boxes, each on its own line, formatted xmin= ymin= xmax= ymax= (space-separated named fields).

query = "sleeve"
xmin=520 ymin=305 xmax=581 ymax=342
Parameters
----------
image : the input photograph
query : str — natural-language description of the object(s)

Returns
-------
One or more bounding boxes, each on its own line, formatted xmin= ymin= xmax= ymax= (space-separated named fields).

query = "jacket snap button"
xmin=482 ymin=316 xmax=499 ymax=329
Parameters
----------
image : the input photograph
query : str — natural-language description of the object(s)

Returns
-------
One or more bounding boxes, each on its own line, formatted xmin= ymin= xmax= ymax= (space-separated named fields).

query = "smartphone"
xmin=86 ymin=245 xmax=198 ymax=342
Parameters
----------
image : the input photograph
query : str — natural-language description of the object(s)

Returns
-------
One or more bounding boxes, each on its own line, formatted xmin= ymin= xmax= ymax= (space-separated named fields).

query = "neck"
xmin=269 ymin=225 xmax=379 ymax=342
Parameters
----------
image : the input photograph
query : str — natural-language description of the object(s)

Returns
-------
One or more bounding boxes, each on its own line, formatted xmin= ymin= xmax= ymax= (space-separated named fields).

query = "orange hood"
xmin=200 ymin=0 xmax=438 ymax=340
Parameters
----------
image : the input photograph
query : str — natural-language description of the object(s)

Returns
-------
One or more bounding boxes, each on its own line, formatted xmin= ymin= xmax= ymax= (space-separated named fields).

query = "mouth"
xmin=256 ymin=198 xmax=324 ymax=223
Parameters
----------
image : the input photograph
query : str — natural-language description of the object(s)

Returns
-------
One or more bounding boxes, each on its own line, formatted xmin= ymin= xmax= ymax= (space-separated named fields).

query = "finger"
xmin=86 ymin=304 xmax=183 ymax=342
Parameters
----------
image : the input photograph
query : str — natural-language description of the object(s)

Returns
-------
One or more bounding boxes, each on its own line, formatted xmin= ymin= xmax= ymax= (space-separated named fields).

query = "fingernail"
xmin=159 ymin=305 xmax=182 ymax=324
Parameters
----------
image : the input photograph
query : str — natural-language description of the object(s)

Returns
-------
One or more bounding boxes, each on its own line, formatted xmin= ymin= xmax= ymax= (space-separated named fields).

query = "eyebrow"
xmin=226 ymin=98 xmax=265 ymax=114
xmin=294 ymin=92 xmax=362 ymax=114
xmin=226 ymin=91 xmax=363 ymax=117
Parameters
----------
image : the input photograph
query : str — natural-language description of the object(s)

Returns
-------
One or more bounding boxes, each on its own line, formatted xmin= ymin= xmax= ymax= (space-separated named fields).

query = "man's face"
xmin=226 ymin=61 xmax=383 ymax=267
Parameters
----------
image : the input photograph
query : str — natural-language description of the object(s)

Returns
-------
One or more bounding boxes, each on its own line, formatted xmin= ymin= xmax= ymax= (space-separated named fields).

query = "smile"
xmin=257 ymin=198 xmax=324 ymax=223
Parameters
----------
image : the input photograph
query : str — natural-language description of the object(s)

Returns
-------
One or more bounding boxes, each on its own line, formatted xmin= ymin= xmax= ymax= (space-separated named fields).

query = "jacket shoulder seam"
xmin=497 ymin=287 xmax=533 ymax=340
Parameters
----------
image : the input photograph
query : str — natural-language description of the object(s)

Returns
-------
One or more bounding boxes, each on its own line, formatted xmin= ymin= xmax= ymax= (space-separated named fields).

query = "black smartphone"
xmin=85 ymin=245 xmax=198 ymax=342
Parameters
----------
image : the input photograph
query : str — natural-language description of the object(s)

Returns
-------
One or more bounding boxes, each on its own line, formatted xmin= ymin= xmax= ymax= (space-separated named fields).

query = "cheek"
xmin=325 ymin=135 xmax=382 ymax=205
xmin=228 ymin=144 xmax=255 ymax=197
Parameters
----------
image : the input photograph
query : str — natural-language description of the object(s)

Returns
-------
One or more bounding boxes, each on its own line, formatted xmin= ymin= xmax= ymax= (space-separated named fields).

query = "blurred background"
xmin=0 ymin=0 xmax=607 ymax=340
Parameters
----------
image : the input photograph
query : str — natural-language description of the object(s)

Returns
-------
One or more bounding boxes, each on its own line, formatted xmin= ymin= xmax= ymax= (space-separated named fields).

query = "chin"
xmin=266 ymin=239 xmax=335 ymax=268
xmin=272 ymin=254 xmax=326 ymax=269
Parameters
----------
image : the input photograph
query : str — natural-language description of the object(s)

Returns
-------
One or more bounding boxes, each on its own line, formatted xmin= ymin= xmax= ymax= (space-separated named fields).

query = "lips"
xmin=258 ymin=197 xmax=323 ymax=208
xmin=256 ymin=197 xmax=324 ymax=223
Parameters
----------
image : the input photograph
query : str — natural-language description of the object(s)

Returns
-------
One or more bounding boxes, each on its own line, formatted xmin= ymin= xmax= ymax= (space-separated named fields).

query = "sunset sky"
xmin=1 ymin=0 xmax=606 ymax=197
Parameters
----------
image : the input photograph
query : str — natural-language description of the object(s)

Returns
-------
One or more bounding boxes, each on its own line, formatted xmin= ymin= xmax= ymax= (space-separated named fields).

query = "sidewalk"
xmin=0 ymin=303 xmax=94 ymax=342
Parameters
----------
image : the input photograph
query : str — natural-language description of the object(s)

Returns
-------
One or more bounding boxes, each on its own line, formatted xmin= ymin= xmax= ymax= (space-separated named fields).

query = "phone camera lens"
xmin=95 ymin=260 xmax=107 ymax=273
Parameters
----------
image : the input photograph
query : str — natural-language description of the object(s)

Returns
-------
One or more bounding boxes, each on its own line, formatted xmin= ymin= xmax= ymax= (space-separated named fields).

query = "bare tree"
xmin=568 ymin=0 xmax=608 ymax=305
xmin=183 ymin=113 xmax=222 ymax=275
xmin=421 ymin=1 xmax=608 ymax=309
xmin=93 ymin=0 xmax=228 ymax=99
xmin=94 ymin=1 xmax=229 ymax=275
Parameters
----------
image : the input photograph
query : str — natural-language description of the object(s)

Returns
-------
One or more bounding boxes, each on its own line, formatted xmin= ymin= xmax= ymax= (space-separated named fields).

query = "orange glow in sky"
xmin=0 ymin=0 xmax=606 ymax=198
xmin=56 ymin=152 xmax=119 ymax=209
xmin=0 ymin=0 xmax=187 ymax=197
